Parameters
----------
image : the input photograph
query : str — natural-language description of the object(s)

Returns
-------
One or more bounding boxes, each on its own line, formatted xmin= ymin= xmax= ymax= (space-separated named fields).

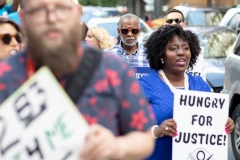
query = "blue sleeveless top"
xmin=139 ymin=71 xmax=211 ymax=160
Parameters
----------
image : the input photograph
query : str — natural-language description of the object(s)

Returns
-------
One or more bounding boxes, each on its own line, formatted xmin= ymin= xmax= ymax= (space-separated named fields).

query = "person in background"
xmin=165 ymin=8 xmax=186 ymax=28
xmin=78 ymin=4 xmax=88 ymax=40
xmin=85 ymin=27 xmax=117 ymax=50
xmin=139 ymin=25 xmax=234 ymax=160
xmin=105 ymin=13 xmax=149 ymax=67
xmin=144 ymin=13 xmax=152 ymax=28
xmin=81 ymin=21 xmax=88 ymax=40
xmin=0 ymin=17 xmax=22 ymax=61
xmin=0 ymin=0 xmax=156 ymax=159
xmin=0 ymin=0 xmax=19 ymax=16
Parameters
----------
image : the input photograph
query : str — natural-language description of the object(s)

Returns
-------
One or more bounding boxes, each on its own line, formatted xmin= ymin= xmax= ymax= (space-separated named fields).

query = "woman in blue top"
xmin=139 ymin=25 xmax=235 ymax=160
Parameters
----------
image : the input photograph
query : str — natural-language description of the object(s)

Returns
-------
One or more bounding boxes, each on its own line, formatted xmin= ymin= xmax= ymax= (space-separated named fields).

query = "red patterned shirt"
xmin=0 ymin=45 xmax=155 ymax=136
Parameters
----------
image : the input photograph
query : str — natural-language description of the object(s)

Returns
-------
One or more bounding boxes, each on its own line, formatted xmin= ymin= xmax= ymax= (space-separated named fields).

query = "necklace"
xmin=158 ymin=69 xmax=189 ymax=93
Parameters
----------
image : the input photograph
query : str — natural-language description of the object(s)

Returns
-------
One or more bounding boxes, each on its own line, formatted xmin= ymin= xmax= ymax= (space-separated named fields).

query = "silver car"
xmin=221 ymin=34 xmax=240 ymax=160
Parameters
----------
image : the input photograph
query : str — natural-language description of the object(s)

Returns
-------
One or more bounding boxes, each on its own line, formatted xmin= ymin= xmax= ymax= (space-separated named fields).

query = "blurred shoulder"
xmin=0 ymin=51 xmax=26 ymax=77
xmin=104 ymin=44 xmax=119 ymax=53
xmin=102 ymin=51 xmax=126 ymax=66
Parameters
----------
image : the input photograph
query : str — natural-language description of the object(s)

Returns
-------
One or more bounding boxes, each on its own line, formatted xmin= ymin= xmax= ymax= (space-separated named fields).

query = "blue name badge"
xmin=133 ymin=67 xmax=154 ymax=79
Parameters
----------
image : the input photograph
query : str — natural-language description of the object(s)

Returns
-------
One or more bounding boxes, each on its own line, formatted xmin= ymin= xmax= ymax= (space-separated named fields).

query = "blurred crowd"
xmin=0 ymin=0 xmax=235 ymax=160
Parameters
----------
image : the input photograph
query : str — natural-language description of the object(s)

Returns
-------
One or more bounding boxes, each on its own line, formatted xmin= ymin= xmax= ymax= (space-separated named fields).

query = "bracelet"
xmin=151 ymin=125 xmax=159 ymax=139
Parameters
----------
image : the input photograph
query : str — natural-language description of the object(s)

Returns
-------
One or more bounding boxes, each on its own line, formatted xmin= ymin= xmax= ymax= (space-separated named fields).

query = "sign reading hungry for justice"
xmin=172 ymin=90 xmax=229 ymax=160
xmin=0 ymin=66 xmax=89 ymax=160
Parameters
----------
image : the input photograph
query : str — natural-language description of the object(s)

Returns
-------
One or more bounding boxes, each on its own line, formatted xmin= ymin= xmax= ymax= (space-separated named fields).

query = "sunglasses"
xmin=121 ymin=29 xmax=139 ymax=34
xmin=166 ymin=18 xmax=183 ymax=24
xmin=0 ymin=33 xmax=22 ymax=45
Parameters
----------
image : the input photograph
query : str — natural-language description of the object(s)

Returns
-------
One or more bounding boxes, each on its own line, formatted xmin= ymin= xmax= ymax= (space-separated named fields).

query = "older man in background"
xmin=105 ymin=13 xmax=149 ymax=67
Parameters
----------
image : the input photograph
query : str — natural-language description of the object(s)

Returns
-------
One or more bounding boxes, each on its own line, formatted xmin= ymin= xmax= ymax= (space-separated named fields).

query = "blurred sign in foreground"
xmin=0 ymin=66 xmax=89 ymax=160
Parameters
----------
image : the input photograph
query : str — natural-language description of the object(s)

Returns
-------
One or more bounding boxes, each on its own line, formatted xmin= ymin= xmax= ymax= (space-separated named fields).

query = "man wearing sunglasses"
xmin=0 ymin=0 xmax=19 ymax=16
xmin=165 ymin=8 xmax=186 ymax=28
xmin=105 ymin=14 xmax=149 ymax=67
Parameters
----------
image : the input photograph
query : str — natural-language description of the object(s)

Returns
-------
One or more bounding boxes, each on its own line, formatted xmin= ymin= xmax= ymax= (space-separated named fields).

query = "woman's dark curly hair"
xmin=144 ymin=25 xmax=201 ymax=71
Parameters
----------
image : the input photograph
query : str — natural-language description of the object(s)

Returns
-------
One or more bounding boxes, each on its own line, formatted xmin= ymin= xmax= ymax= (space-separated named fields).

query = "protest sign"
xmin=0 ymin=66 xmax=89 ymax=160
xmin=134 ymin=67 xmax=154 ymax=79
xmin=172 ymin=90 xmax=229 ymax=160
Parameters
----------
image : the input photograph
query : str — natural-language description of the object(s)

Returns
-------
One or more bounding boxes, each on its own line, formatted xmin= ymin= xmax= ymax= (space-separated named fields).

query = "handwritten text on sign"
xmin=0 ymin=67 xmax=89 ymax=160
xmin=172 ymin=90 xmax=229 ymax=160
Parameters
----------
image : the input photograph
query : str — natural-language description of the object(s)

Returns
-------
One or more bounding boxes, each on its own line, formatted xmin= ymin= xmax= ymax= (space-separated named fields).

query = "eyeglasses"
xmin=166 ymin=18 xmax=183 ymax=24
xmin=0 ymin=33 xmax=22 ymax=45
xmin=24 ymin=5 xmax=73 ymax=24
xmin=121 ymin=29 xmax=139 ymax=35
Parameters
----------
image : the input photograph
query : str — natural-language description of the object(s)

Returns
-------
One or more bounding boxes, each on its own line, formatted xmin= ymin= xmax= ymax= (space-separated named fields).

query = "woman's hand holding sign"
xmin=153 ymin=119 xmax=178 ymax=138
xmin=225 ymin=117 xmax=234 ymax=134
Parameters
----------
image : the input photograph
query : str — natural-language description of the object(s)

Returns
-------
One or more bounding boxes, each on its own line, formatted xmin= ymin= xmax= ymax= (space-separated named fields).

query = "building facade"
xmin=128 ymin=0 xmax=240 ymax=19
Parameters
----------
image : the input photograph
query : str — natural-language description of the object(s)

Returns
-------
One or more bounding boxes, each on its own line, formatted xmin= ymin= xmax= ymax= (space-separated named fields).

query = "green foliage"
xmin=78 ymin=0 xmax=127 ymax=7
xmin=6 ymin=0 xmax=12 ymax=4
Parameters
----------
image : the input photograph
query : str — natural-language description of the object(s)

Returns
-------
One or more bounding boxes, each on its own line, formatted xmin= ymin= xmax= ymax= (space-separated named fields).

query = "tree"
xmin=78 ymin=0 xmax=126 ymax=7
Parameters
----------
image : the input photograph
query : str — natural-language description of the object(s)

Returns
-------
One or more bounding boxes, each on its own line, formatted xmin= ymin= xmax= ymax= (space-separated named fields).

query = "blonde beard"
xmin=26 ymin=23 xmax=82 ymax=76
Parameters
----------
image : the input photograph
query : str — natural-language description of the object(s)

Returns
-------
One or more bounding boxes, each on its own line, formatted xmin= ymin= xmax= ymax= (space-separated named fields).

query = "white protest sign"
xmin=0 ymin=66 xmax=89 ymax=160
xmin=173 ymin=90 xmax=229 ymax=160
xmin=187 ymin=47 xmax=204 ymax=76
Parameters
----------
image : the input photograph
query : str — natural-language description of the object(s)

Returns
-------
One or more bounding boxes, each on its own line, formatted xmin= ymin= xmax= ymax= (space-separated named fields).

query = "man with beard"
xmin=105 ymin=14 xmax=149 ymax=67
xmin=0 ymin=0 xmax=156 ymax=159
xmin=0 ymin=0 xmax=19 ymax=16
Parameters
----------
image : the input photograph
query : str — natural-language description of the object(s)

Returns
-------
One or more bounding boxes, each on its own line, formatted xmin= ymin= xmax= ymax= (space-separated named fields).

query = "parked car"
xmin=87 ymin=17 xmax=152 ymax=43
xmin=81 ymin=6 xmax=122 ymax=23
xmin=198 ymin=27 xmax=237 ymax=93
xmin=221 ymin=33 xmax=240 ymax=160
xmin=174 ymin=6 xmax=227 ymax=27
xmin=219 ymin=7 xmax=240 ymax=33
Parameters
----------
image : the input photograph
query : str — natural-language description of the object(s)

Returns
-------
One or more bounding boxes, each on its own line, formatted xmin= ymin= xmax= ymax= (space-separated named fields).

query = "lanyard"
xmin=26 ymin=57 xmax=66 ymax=87
xmin=26 ymin=57 xmax=36 ymax=78
xmin=158 ymin=69 xmax=189 ymax=93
